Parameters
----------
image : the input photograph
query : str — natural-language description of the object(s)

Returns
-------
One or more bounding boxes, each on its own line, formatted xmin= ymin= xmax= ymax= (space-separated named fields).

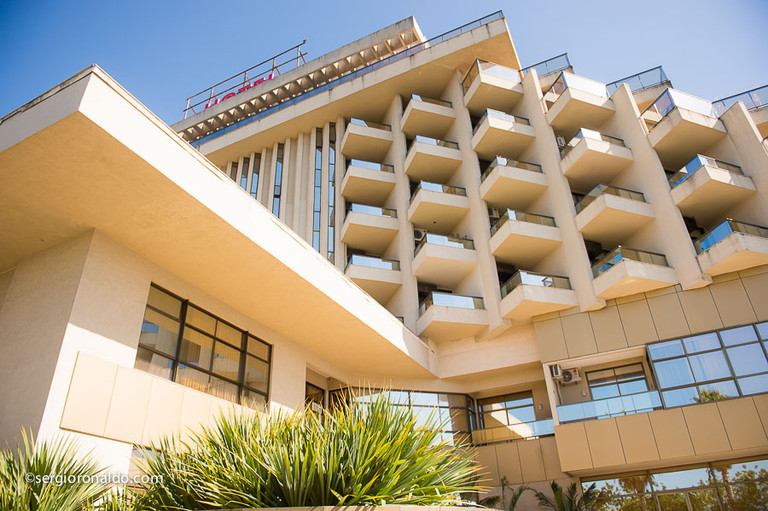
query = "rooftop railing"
xmin=521 ymin=53 xmax=571 ymax=78
xmin=414 ymin=233 xmax=474 ymax=256
xmin=346 ymin=203 xmax=397 ymax=218
xmin=592 ymin=246 xmax=668 ymax=278
xmin=481 ymin=157 xmax=542 ymax=182
xmin=561 ymin=128 xmax=626 ymax=158
xmin=490 ymin=209 xmax=557 ymax=236
xmin=575 ymin=184 xmax=646 ymax=213
xmin=471 ymin=419 xmax=554 ymax=445
xmin=346 ymin=254 xmax=400 ymax=271
xmin=461 ymin=59 xmax=521 ymax=94
xmin=499 ymin=270 xmax=571 ymax=298
xmin=557 ymin=390 xmax=663 ymax=424
xmin=473 ymin=109 xmax=531 ymax=134
xmin=418 ymin=292 xmax=485 ymax=316
xmin=411 ymin=181 xmax=467 ymax=200
xmin=409 ymin=94 xmax=452 ymax=108
xmin=713 ymin=84 xmax=768 ymax=115
xmin=346 ymin=159 xmax=395 ymax=173
xmin=668 ymin=154 xmax=743 ymax=188
xmin=544 ymin=71 xmax=608 ymax=99
xmin=606 ymin=66 xmax=670 ymax=95
xmin=408 ymin=135 xmax=459 ymax=151
xmin=694 ymin=219 xmax=768 ymax=254
xmin=348 ymin=117 xmax=391 ymax=131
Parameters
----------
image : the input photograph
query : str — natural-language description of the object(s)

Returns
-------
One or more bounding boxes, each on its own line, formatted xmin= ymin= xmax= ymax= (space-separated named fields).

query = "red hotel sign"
xmin=204 ymin=73 xmax=274 ymax=109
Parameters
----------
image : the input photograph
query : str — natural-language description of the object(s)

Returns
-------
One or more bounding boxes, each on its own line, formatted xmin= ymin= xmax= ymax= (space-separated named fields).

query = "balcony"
xmin=560 ymin=129 xmax=633 ymax=190
xmin=669 ymin=155 xmax=756 ymax=225
xmin=340 ymin=159 xmax=396 ymax=206
xmin=340 ymin=203 xmax=398 ymax=253
xmin=489 ymin=210 xmax=562 ymax=267
xmin=642 ymin=89 xmax=726 ymax=168
xmin=471 ymin=419 xmax=554 ymax=445
xmin=461 ymin=59 xmax=524 ymax=115
xmin=498 ymin=270 xmax=577 ymax=322
xmin=344 ymin=255 xmax=402 ymax=303
xmin=544 ymin=72 xmax=615 ymax=137
xmin=404 ymin=135 xmax=462 ymax=182
xmin=471 ymin=109 xmax=535 ymax=160
xmin=408 ymin=181 xmax=470 ymax=235
xmin=575 ymin=184 xmax=654 ymax=246
xmin=339 ymin=118 xmax=394 ymax=161
xmin=479 ymin=157 xmax=547 ymax=210
xmin=695 ymin=219 xmax=768 ymax=276
xmin=401 ymin=94 xmax=455 ymax=139
xmin=416 ymin=292 xmax=488 ymax=342
xmin=557 ymin=390 xmax=663 ymax=424
xmin=412 ymin=234 xmax=478 ymax=288
xmin=713 ymin=84 xmax=768 ymax=138
xmin=606 ymin=66 xmax=671 ymax=112
xmin=591 ymin=246 xmax=677 ymax=299
xmin=521 ymin=53 xmax=573 ymax=92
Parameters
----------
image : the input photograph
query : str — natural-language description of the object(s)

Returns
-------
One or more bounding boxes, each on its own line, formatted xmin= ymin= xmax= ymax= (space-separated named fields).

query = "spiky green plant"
xmin=530 ymin=481 xmax=597 ymax=511
xmin=128 ymin=391 xmax=483 ymax=509
xmin=0 ymin=430 xmax=111 ymax=511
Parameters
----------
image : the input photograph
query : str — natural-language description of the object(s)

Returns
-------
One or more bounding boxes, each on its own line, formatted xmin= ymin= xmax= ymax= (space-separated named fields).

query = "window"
xmin=272 ymin=144 xmax=284 ymax=217
xmin=648 ymin=322 xmax=768 ymax=407
xmin=327 ymin=123 xmax=336 ymax=262
xmin=135 ymin=284 xmax=271 ymax=409
xmin=312 ymin=128 xmax=323 ymax=251
xmin=305 ymin=382 xmax=324 ymax=413
xmin=587 ymin=363 xmax=649 ymax=400
xmin=239 ymin=157 xmax=250 ymax=191
xmin=250 ymin=153 xmax=261 ymax=200
xmin=478 ymin=391 xmax=536 ymax=429
xmin=229 ymin=160 xmax=238 ymax=181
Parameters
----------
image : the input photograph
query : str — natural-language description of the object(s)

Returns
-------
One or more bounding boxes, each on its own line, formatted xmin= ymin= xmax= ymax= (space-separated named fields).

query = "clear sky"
xmin=1 ymin=0 xmax=766 ymax=124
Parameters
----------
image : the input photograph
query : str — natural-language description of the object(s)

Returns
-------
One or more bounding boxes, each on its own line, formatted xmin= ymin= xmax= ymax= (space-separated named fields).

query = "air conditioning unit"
xmin=556 ymin=136 xmax=566 ymax=148
xmin=413 ymin=229 xmax=427 ymax=241
xmin=559 ymin=368 xmax=582 ymax=385
xmin=488 ymin=207 xmax=501 ymax=218
xmin=550 ymin=364 xmax=562 ymax=379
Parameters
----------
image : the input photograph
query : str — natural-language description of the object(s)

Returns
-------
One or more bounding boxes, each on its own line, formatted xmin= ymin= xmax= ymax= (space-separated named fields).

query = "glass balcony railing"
xmin=414 ymin=233 xmax=474 ymax=257
xmin=346 ymin=158 xmax=395 ymax=173
xmin=606 ymin=66 xmax=670 ymax=95
xmin=473 ymin=109 xmax=531 ymax=134
xmin=480 ymin=156 xmax=543 ymax=182
xmin=668 ymin=154 xmax=743 ymax=188
xmin=521 ymin=53 xmax=571 ymax=78
xmin=410 ymin=93 xmax=452 ymax=108
xmin=408 ymin=135 xmax=459 ymax=151
xmin=713 ymin=84 xmax=767 ymax=116
xmin=643 ymin=89 xmax=716 ymax=128
xmin=348 ymin=117 xmax=391 ymax=131
xmin=592 ymin=246 xmax=668 ymax=278
xmin=557 ymin=390 xmax=663 ymax=424
xmin=544 ymin=71 xmax=608 ymax=99
xmin=490 ymin=209 xmax=557 ymax=236
xmin=499 ymin=270 xmax=571 ymax=298
xmin=461 ymin=59 xmax=521 ymax=94
xmin=410 ymin=181 xmax=467 ymax=200
xmin=418 ymin=292 xmax=485 ymax=316
xmin=575 ymin=184 xmax=646 ymax=213
xmin=694 ymin=219 xmax=768 ymax=254
xmin=346 ymin=203 xmax=397 ymax=218
xmin=561 ymin=128 xmax=626 ymax=158
xmin=346 ymin=254 xmax=400 ymax=271
xmin=472 ymin=419 xmax=555 ymax=444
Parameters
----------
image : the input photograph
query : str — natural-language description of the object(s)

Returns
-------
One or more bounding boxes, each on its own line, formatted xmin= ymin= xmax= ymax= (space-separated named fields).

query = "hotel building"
xmin=1 ymin=11 xmax=768 ymax=509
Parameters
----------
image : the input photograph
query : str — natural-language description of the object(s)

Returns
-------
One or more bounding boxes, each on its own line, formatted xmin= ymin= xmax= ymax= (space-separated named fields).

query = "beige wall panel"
xmin=103 ymin=366 xmax=152 ymax=444
xmin=554 ymin=423 xmax=593 ymax=472
xmin=617 ymin=299 xmax=658 ymax=346
xmin=649 ymin=409 xmax=695 ymax=459
xmin=179 ymin=388 xmax=215 ymax=441
xmin=539 ymin=436 xmax=566 ymax=480
xmin=534 ymin=318 xmax=569 ymax=362
xmin=141 ymin=379 xmax=184 ymax=446
xmin=475 ymin=445 xmax=500 ymax=486
xmin=710 ymin=279 xmax=758 ymax=327
xmin=615 ymin=413 xmax=660 ymax=464
xmin=584 ymin=419 xmax=625 ymax=468
xmin=682 ymin=403 xmax=731 ymax=456
xmin=517 ymin=439 xmax=546 ymax=483
xmin=561 ymin=314 xmax=597 ymax=358
xmin=494 ymin=441 xmax=523 ymax=484
xmin=648 ymin=293 xmax=690 ymax=341
xmin=588 ymin=306 xmax=628 ymax=353
xmin=753 ymin=394 xmax=768 ymax=438
xmin=742 ymin=272 xmax=768 ymax=322
xmin=717 ymin=398 xmax=768 ymax=450
xmin=60 ymin=353 xmax=117 ymax=437
xmin=678 ymin=288 xmax=723 ymax=334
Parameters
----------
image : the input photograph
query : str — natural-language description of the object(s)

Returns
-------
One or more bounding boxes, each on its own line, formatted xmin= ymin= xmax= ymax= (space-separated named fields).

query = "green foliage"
xmin=530 ymin=481 xmax=597 ymax=511
xmin=0 ymin=430 xmax=111 ymax=511
xmin=693 ymin=389 xmax=730 ymax=403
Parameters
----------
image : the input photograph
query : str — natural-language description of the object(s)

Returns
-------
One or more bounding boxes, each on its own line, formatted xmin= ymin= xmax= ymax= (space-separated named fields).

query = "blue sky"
xmin=1 ymin=0 xmax=766 ymax=123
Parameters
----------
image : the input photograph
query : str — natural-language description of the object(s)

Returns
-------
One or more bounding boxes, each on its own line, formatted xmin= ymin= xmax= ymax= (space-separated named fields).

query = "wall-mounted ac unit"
xmin=559 ymin=368 xmax=581 ymax=385
xmin=413 ymin=229 xmax=427 ymax=241
xmin=550 ymin=364 xmax=562 ymax=379
xmin=556 ymin=136 xmax=566 ymax=148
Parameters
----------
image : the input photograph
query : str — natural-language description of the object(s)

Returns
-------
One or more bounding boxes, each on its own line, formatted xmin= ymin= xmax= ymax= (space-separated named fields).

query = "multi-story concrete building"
xmin=1 ymin=11 xmax=768 ymax=509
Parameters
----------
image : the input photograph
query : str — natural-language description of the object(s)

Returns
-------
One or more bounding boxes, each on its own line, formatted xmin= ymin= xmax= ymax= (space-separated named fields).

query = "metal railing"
xmin=592 ymin=246 xmax=668 ymax=278
xmin=713 ymin=84 xmax=768 ymax=115
xmin=408 ymin=135 xmax=459 ymax=150
xmin=557 ymin=390 xmax=663 ymax=424
xmin=410 ymin=93 xmax=452 ymax=108
xmin=473 ymin=109 xmax=531 ymax=134
xmin=346 ymin=159 xmax=395 ymax=173
xmin=575 ymin=184 xmax=645 ymax=213
xmin=694 ymin=218 xmax=768 ymax=254
xmin=668 ymin=154 xmax=743 ymax=188
xmin=461 ymin=59 xmax=521 ymax=94
xmin=346 ymin=203 xmax=397 ymax=218
xmin=414 ymin=233 xmax=474 ymax=256
xmin=561 ymin=128 xmax=626 ymax=158
xmin=471 ymin=419 xmax=554 ymax=445
xmin=411 ymin=181 xmax=467 ymax=200
xmin=418 ymin=292 xmax=484 ymax=316
xmin=499 ymin=270 xmax=571 ymax=298
xmin=490 ymin=209 xmax=556 ymax=236
xmin=346 ymin=254 xmax=400 ymax=271
xmin=191 ymin=11 xmax=504 ymax=147
xmin=521 ymin=53 xmax=571 ymax=77
xmin=348 ymin=117 xmax=391 ymax=131
xmin=606 ymin=66 xmax=670 ymax=95
xmin=481 ymin=157 xmax=542 ymax=182
xmin=642 ymin=89 xmax=716 ymax=129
